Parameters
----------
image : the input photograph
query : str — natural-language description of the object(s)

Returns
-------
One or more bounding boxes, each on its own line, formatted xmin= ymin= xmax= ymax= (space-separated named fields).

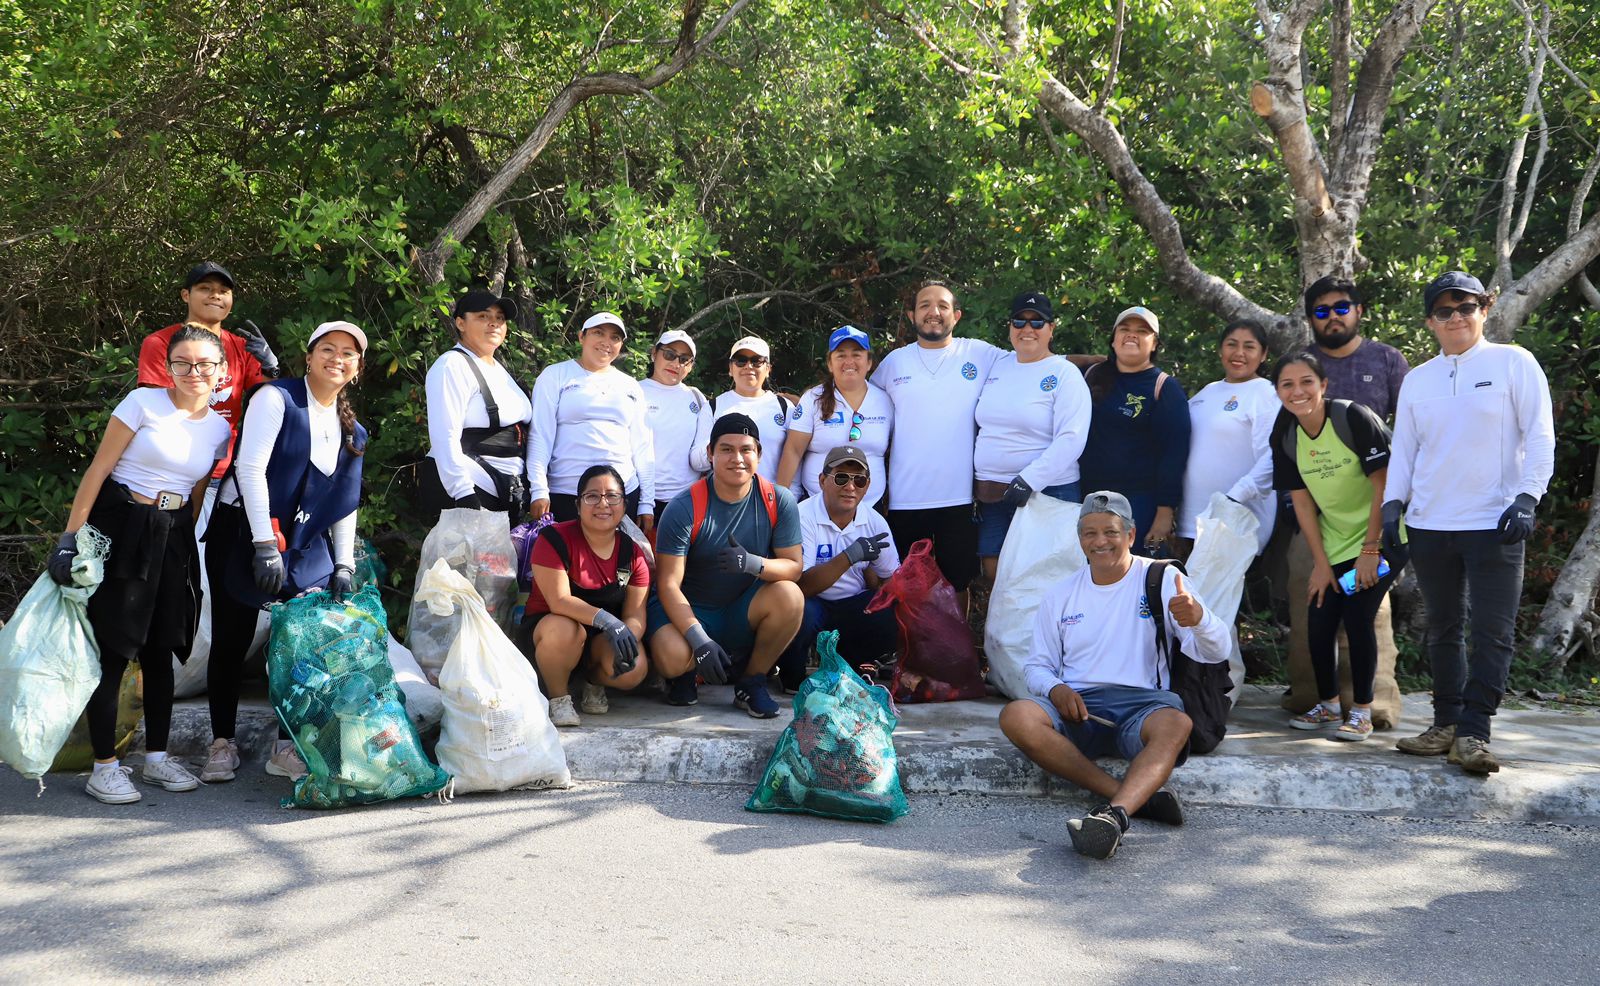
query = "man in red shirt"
xmin=137 ymin=261 xmax=279 ymax=478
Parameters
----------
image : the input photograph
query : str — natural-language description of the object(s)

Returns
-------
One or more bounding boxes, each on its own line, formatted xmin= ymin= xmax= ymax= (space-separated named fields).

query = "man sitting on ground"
xmin=778 ymin=445 xmax=901 ymax=691
xmin=998 ymin=490 xmax=1231 ymax=859
xmin=647 ymin=413 xmax=804 ymax=718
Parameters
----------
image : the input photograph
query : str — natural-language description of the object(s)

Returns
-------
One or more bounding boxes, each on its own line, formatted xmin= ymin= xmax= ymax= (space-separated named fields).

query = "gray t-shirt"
xmin=657 ymin=479 xmax=801 ymax=607
xmin=1306 ymin=338 xmax=1410 ymax=421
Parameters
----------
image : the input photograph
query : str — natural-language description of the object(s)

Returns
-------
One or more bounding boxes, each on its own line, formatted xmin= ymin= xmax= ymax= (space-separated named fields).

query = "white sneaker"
xmin=142 ymin=756 xmax=201 ymax=792
xmin=199 ymin=738 xmax=240 ymax=783
xmin=579 ymin=681 xmax=609 ymax=715
xmin=86 ymin=765 xmax=142 ymax=804
xmin=549 ymin=694 xmax=581 ymax=728
xmin=265 ymin=742 xmax=308 ymax=781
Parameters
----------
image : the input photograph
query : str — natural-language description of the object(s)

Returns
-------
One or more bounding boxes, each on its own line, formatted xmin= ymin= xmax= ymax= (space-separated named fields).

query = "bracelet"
xmin=1360 ymin=547 xmax=1381 ymax=556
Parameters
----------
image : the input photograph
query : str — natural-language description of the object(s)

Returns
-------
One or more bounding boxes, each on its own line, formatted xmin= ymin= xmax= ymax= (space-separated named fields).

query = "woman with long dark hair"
xmin=777 ymin=325 xmax=893 ymax=511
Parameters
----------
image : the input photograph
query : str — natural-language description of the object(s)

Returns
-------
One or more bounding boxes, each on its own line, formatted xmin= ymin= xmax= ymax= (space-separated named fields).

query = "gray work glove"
xmin=238 ymin=319 xmax=279 ymax=378
xmin=1497 ymin=493 xmax=1537 ymax=545
xmin=1001 ymin=476 xmax=1033 ymax=508
xmin=1381 ymin=500 xmax=1405 ymax=557
xmin=328 ymin=564 xmax=354 ymax=602
xmin=845 ymin=532 xmax=890 ymax=565
xmin=716 ymin=534 xmax=765 ymax=577
xmin=684 ymin=623 xmax=733 ymax=685
xmin=46 ymin=531 xmax=78 ymax=587
xmin=253 ymin=542 xmax=285 ymax=596
xmin=592 ymin=610 xmax=639 ymax=675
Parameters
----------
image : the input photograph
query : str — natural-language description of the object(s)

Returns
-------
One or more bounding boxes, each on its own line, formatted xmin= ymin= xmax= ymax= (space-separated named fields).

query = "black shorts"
xmin=887 ymin=504 xmax=980 ymax=591
xmin=549 ymin=487 xmax=642 ymax=523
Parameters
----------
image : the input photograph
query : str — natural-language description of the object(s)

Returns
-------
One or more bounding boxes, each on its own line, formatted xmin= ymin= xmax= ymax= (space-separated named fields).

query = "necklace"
xmin=916 ymin=343 xmax=953 ymax=377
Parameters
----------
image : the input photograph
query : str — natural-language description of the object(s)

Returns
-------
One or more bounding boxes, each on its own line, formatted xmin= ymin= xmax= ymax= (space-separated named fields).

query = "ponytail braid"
xmin=336 ymin=384 xmax=365 ymax=457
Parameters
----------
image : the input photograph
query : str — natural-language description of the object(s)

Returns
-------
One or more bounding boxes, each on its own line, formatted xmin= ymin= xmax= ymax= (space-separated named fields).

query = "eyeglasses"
xmin=1428 ymin=302 xmax=1481 ymax=323
xmin=848 ymin=411 xmax=865 ymax=443
xmin=730 ymin=355 xmax=769 ymax=368
xmin=579 ymin=491 xmax=625 ymax=506
xmin=1311 ymin=300 xmax=1355 ymax=320
xmin=1010 ymin=317 xmax=1049 ymax=329
xmin=656 ymin=347 xmax=694 ymax=365
xmin=314 ymin=348 xmax=362 ymax=364
xmin=169 ymin=360 xmax=222 ymax=377
xmin=829 ymin=472 xmax=870 ymax=489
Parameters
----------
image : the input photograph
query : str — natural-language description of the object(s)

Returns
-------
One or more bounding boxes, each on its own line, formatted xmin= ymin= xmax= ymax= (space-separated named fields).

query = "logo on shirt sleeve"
xmin=1040 ymin=374 xmax=1059 ymax=392
xmin=961 ymin=362 xmax=978 ymax=381
xmin=773 ymin=411 xmax=786 ymax=427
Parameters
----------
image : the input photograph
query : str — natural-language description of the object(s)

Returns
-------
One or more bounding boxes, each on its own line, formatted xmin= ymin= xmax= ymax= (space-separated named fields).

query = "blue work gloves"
xmin=592 ymin=610 xmax=640 ymax=675
xmin=238 ymin=319 xmax=279 ymax=378
xmin=684 ymin=623 xmax=733 ymax=685
xmin=716 ymin=535 xmax=765 ymax=577
xmin=845 ymin=532 xmax=890 ymax=565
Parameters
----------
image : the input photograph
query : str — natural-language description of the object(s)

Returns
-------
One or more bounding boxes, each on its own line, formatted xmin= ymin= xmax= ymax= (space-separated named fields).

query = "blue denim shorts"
xmin=975 ymin=481 xmax=1081 ymax=557
xmin=646 ymin=579 xmax=762 ymax=653
xmin=1024 ymin=683 xmax=1188 ymax=766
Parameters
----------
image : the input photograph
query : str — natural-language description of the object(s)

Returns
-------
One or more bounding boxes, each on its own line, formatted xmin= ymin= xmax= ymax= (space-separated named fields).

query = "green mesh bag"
xmin=351 ymin=537 xmax=387 ymax=589
xmin=746 ymin=631 xmax=909 ymax=823
xmin=267 ymin=584 xmax=449 ymax=809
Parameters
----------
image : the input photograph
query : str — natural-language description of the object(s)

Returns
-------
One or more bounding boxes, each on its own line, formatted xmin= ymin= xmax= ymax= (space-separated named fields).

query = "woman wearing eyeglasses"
xmin=45 ymin=324 xmax=232 ymax=804
xmin=640 ymin=329 xmax=713 ymax=525
xmin=777 ymin=325 xmax=894 ymax=512
xmin=973 ymin=292 xmax=1092 ymax=581
xmin=713 ymin=335 xmax=790 ymax=484
xmin=199 ymin=321 xmax=369 ymax=784
xmin=522 ymin=465 xmax=652 ymax=727
xmin=527 ymin=312 xmax=655 ymax=529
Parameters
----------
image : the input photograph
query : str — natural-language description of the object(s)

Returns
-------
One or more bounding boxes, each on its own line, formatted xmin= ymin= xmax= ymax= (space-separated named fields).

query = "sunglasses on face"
xmin=1312 ymin=300 xmax=1355 ymax=320
xmin=829 ymin=472 xmax=870 ymax=489
xmin=1010 ymin=317 xmax=1049 ymax=330
xmin=730 ymin=355 xmax=769 ymax=368
xmin=1428 ymin=302 xmax=1481 ymax=322
xmin=848 ymin=411 xmax=865 ymax=442
xmin=656 ymin=348 xmax=694 ymax=365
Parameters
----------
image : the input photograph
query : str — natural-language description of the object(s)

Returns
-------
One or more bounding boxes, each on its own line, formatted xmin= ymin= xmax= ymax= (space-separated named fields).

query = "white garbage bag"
xmin=172 ymin=485 xmax=218 ymax=698
xmin=406 ymin=508 xmax=518 ymax=683
xmin=417 ymin=560 xmax=570 ymax=794
xmin=984 ymin=497 xmax=1086 ymax=700
xmin=386 ymin=632 xmax=443 ymax=733
xmin=1186 ymin=493 xmax=1260 ymax=704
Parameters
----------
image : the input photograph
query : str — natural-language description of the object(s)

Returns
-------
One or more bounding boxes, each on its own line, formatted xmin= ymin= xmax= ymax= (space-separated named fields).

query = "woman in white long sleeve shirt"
xmin=776 ymin=325 xmax=894 ymax=511
xmin=526 ymin=311 xmax=655 ymax=529
xmin=639 ymin=329 xmax=712 ymax=522
xmin=713 ymin=334 xmax=791 ymax=484
xmin=422 ymin=289 xmax=533 ymax=515
xmin=202 ymin=321 xmax=370 ymax=785
xmin=973 ymin=292 xmax=1092 ymax=581
xmin=1178 ymin=320 xmax=1278 ymax=555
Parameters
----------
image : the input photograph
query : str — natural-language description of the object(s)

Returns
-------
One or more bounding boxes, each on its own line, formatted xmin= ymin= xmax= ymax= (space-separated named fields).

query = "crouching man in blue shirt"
xmin=999 ymin=490 xmax=1232 ymax=859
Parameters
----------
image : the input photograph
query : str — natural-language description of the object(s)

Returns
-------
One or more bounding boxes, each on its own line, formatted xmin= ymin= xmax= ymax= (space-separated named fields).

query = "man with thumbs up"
xmin=999 ymin=490 xmax=1233 ymax=859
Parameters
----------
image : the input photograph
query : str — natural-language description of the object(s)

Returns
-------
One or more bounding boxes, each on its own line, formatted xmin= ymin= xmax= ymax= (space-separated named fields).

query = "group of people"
xmin=43 ymin=262 xmax=1554 ymax=863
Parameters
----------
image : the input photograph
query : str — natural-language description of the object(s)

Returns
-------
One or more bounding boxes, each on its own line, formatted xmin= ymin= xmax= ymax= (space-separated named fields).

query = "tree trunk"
xmin=1532 ymin=447 xmax=1600 ymax=670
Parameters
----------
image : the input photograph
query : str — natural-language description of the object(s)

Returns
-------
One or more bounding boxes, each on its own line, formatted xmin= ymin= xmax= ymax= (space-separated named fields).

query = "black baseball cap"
xmin=1010 ymin=290 xmax=1055 ymax=321
xmin=183 ymin=261 xmax=235 ymax=290
xmin=453 ymin=289 xmax=518 ymax=322
xmin=710 ymin=413 xmax=762 ymax=446
xmin=1422 ymin=271 xmax=1485 ymax=314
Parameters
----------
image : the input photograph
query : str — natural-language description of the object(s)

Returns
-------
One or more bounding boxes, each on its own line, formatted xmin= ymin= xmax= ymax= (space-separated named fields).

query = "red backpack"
xmin=688 ymin=475 xmax=778 ymax=547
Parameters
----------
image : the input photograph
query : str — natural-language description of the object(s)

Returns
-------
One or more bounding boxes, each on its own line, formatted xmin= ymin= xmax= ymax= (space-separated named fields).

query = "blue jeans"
xmin=1022 ymin=684 xmax=1188 ymax=766
xmin=777 ymin=590 xmax=899 ymax=687
xmin=975 ymin=481 xmax=1081 ymax=557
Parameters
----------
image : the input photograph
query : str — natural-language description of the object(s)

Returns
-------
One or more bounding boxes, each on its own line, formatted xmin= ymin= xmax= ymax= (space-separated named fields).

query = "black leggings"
xmin=1307 ymin=558 xmax=1398 ymax=706
xmin=204 ymin=510 xmax=287 ymax=741
xmin=87 ymin=639 xmax=175 ymax=761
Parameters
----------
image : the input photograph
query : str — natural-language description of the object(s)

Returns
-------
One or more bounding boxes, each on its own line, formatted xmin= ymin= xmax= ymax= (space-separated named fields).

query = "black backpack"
xmin=1144 ymin=559 xmax=1231 ymax=755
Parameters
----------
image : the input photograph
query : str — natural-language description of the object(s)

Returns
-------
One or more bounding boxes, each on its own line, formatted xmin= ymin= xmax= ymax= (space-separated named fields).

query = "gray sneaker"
xmin=142 ymin=756 xmax=201 ymax=792
xmin=579 ymin=681 xmax=609 ymax=715
xmin=549 ymin=694 xmax=581 ymax=728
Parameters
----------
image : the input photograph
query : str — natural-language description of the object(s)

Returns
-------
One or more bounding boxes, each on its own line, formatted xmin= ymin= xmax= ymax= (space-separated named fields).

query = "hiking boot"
xmin=733 ymin=675 xmax=779 ymax=719
xmin=85 ymin=765 xmax=141 ymax=805
xmin=1067 ymin=803 xmax=1130 ymax=859
xmin=1289 ymin=703 xmax=1342 ymax=730
xmin=142 ymin=756 xmax=201 ymax=792
xmin=579 ymin=681 xmax=609 ymax=715
xmin=549 ymin=694 xmax=581 ymax=728
xmin=1133 ymin=787 xmax=1184 ymax=827
xmin=1332 ymin=710 xmax=1373 ymax=743
xmin=265 ymin=742 xmax=308 ymax=781
xmin=1448 ymin=735 xmax=1501 ymax=775
xmin=665 ymin=673 xmax=699 ymax=707
xmin=199 ymin=738 xmax=240 ymax=783
xmin=1396 ymin=723 xmax=1456 ymax=757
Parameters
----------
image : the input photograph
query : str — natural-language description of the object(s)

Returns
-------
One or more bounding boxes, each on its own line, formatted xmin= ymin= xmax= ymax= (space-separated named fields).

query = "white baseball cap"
xmin=582 ymin=311 xmax=627 ymax=337
xmin=655 ymin=329 xmax=697 ymax=357
xmin=729 ymin=335 xmax=771 ymax=360
xmin=1113 ymin=306 xmax=1160 ymax=336
xmin=307 ymin=320 xmax=368 ymax=354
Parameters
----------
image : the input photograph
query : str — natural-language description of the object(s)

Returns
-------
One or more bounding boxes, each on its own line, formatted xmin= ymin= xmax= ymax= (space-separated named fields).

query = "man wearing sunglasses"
xmin=1383 ymin=271 xmax=1554 ymax=775
xmin=778 ymin=445 xmax=902 ymax=692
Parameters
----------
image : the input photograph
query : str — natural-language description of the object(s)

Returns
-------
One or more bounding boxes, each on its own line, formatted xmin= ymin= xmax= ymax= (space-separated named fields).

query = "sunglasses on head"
xmin=731 ymin=354 xmax=768 ymax=368
xmin=829 ymin=472 xmax=869 ymax=489
xmin=656 ymin=347 xmax=693 ymax=365
xmin=1312 ymin=300 xmax=1355 ymax=320
xmin=1010 ymin=317 xmax=1049 ymax=330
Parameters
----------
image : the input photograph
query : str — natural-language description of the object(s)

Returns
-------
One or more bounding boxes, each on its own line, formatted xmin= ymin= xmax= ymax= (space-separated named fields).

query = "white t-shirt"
xmin=713 ymin=390 xmax=791 ymax=483
xmin=872 ymin=337 xmax=1004 ymax=509
xmin=974 ymin=353 xmax=1091 ymax=489
xmin=527 ymin=360 xmax=655 ymax=502
xmin=640 ymin=378 xmax=712 ymax=504
xmin=797 ymin=493 xmax=901 ymax=601
xmin=1023 ymin=557 xmax=1231 ymax=695
xmin=424 ymin=347 xmax=533 ymax=499
xmin=1179 ymin=376 xmax=1278 ymax=550
xmin=109 ymin=388 xmax=231 ymax=500
xmin=787 ymin=383 xmax=894 ymax=509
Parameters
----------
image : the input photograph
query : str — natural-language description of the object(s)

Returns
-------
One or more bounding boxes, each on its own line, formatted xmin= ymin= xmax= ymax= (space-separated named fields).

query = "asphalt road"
xmin=1 ymin=770 xmax=1596 ymax=985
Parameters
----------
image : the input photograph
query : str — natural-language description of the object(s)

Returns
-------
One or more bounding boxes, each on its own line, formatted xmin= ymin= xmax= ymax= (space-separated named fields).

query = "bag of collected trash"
xmin=51 ymin=665 xmax=143 ymax=772
xmin=407 ymin=508 xmax=518 ymax=682
xmin=0 ymin=526 xmax=110 ymax=782
xmin=386 ymin=633 xmax=443 ymax=733
xmin=268 ymin=583 xmax=450 ymax=809
xmin=352 ymin=536 xmax=388 ymax=589
xmin=746 ymin=631 xmax=908 ymax=823
xmin=1185 ymin=493 xmax=1260 ymax=704
xmin=508 ymin=514 xmax=555 ymax=628
xmin=865 ymin=539 xmax=985 ymax=703
xmin=172 ymin=487 xmax=219 ymax=699
xmin=420 ymin=559 xmax=570 ymax=794
xmin=985 ymin=497 xmax=1086 ymax=700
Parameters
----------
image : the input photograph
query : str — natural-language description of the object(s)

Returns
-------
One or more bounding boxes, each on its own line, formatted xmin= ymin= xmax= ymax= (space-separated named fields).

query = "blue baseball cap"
xmin=1423 ymin=271 xmax=1486 ymax=314
xmin=828 ymin=325 xmax=872 ymax=352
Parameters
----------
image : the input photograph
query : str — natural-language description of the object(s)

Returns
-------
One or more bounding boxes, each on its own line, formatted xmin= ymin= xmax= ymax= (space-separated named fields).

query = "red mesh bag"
xmin=865 ymin=539 xmax=985 ymax=703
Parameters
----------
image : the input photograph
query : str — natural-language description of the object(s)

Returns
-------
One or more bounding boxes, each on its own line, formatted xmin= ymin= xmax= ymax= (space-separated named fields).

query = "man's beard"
xmin=1314 ymin=323 xmax=1358 ymax=350
xmin=915 ymin=320 xmax=952 ymax=342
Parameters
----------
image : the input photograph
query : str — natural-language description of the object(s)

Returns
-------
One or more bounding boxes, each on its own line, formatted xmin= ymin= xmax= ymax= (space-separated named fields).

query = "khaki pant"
xmin=1281 ymin=532 xmax=1403 ymax=730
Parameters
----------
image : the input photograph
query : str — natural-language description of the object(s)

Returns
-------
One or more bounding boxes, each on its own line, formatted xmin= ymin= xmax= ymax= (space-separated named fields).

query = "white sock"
xmin=92 ymin=760 xmax=120 ymax=776
xmin=1319 ymin=701 xmax=1340 ymax=715
xmin=146 ymin=751 xmax=167 ymax=764
xmin=1350 ymin=707 xmax=1372 ymax=722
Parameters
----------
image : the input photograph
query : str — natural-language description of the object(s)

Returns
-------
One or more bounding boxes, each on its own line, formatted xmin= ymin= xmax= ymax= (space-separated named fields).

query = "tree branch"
xmin=1093 ymin=0 xmax=1126 ymax=116
xmin=1328 ymin=0 xmax=1352 ymax=173
xmin=1492 ymin=0 xmax=1552 ymax=295
xmin=1329 ymin=0 xmax=1440 ymax=210
xmin=1486 ymin=210 xmax=1600 ymax=339
xmin=1569 ymin=143 xmax=1600 ymax=309
xmin=666 ymin=288 xmax=853 ymax=338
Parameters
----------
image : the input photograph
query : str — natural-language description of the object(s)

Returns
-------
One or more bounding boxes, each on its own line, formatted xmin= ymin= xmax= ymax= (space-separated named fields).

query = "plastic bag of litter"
xmin=352 ymin=536 xmax=388 ymax=589
xmin=1185 ymin=493 xmax=1259 ymax=703
xmin=406 ymin=508 xmax=518 ymax=682
xmin=386 ymin=633 xmax=443 ymax=734
xmin=984 ymin=497 xmax=1086 ymax=700
xmin=50 ymin=665 xmax=142 ymax=772
xmin=420 ymin=560 xmax=570 ymax=794
xmin=746 ymin=631 xmax=908 ymax=823
xmin=865 ymin=539 xmax=985 ymax=703
xmin=0 ymin=526 xmax=111 ymax=782
xmin=268 ymin=583 xmax=449 ymax=809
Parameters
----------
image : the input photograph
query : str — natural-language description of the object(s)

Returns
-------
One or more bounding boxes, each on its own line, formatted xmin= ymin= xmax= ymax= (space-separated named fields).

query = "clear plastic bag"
xmin=1187 ymin=493 xmax=1260 ymax=703
xmin=984 ymin=497 xmax=1086 ymax=700
xmin=865 ymin=539 xmax=985 ymax=703
xmin=406 ymin=508 xmax=518 ymax=682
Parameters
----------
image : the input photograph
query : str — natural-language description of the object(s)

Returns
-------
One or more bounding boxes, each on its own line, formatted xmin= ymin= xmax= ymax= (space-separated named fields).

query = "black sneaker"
xmin=1133 ymin=787 xmax=1184 ymax=827
xmin=665 ymin=673 xmax=698 ymax=707
xmin=1067 ymin=803 xmax=1130 ymax=860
